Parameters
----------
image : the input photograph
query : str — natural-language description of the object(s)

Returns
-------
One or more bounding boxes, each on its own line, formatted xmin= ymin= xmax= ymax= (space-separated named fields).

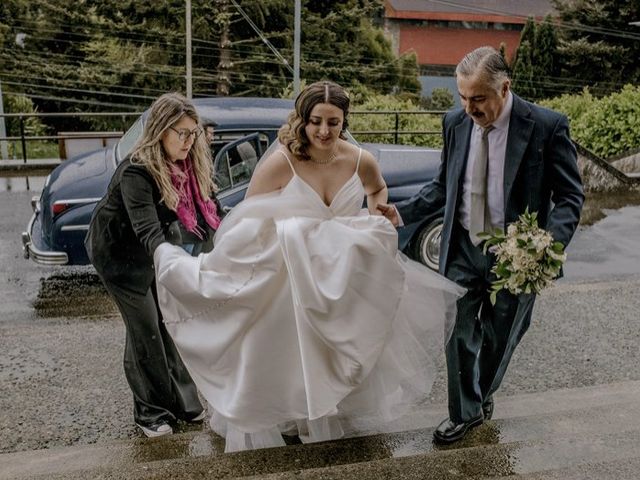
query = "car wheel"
xmin=412 ymin=218 xmax=443 ymax=271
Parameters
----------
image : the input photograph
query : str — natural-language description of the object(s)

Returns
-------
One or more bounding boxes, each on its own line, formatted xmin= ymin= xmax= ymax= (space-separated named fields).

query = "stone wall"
xmin=576 ymin=144 xmax=640 ymax=193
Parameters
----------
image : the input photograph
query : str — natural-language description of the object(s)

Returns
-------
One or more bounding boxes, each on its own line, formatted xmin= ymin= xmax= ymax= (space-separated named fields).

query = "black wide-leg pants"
xmin=101 ymin=278 xmax=203 ymax=426
xmin=444 ymin=222 xmax=536 ymax=423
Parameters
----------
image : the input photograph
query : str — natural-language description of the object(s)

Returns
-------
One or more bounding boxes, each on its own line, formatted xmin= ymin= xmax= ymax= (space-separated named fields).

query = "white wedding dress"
xmin=154 ymin=149 xmax=464 ymax=452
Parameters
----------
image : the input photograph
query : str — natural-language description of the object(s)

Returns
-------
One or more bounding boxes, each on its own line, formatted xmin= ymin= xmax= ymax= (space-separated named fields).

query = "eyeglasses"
xmin=169 ymin=126 xmax=202 ymax=142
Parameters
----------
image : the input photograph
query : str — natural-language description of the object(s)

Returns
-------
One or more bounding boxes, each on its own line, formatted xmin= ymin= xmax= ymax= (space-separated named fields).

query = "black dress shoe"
xmin=482 ymin=396 xmax=494 ymax=421
xmin=433 ymin=415 xmax=483 ymax=444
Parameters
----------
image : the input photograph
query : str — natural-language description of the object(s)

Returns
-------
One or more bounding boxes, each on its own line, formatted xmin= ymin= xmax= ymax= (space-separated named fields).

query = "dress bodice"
xmin=282 ymin=172 xmax=365 ymax=217
xmin=279 ymin=149 xmax=366 ymax=218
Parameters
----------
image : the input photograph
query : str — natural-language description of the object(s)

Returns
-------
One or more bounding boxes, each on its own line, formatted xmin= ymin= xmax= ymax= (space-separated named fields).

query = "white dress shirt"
xmin=459 ymin=91 xmax=513 ymax=231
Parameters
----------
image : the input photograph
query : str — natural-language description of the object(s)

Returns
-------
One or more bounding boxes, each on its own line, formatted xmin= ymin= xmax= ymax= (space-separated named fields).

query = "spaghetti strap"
xmin=277 ymin=150 xmax=296 ymax=175
xmin=355 ymin=148 xmax=363 ymax=173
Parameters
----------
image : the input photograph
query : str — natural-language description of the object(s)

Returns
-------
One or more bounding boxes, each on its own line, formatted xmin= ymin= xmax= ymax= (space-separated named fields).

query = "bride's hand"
xmin=376 ymin=203 xmax=400 ymax=227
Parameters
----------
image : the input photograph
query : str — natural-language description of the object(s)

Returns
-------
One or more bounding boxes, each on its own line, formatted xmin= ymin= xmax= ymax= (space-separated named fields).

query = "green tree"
xmin=511 ymin=40 xmax=536 ymax=100
xmin=1 ymin=0 xmax=419 ymax=118
xmin=396 ymin=51 xmax=421 ymax=98
xmin=552 ymin=0 xmax=640 ymax=94
xmin=533 ymin=15 xmax=559 ymax=95
xmin=519 ymin=17 xmax=537 ymax=53
xmin=511 ymin=15 xmax=561 ymax=100
xmin=300 ymin=0 xmax=404 ymax=94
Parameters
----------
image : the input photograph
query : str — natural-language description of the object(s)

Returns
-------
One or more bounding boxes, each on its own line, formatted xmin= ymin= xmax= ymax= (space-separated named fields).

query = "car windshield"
xmin=115 ymin=117 xmax=144 ymax=163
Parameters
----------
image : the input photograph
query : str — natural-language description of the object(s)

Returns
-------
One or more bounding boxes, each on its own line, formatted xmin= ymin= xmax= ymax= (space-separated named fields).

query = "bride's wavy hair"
xmin=278 ymin=81 xmax=350 ymax=160
xmin=129 ymin=92 xmax=216 ymax=211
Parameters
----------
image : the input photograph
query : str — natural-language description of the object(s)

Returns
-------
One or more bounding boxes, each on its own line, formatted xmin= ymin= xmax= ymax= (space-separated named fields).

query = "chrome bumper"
xmin=22 ymin=212 xmax=69 ymax=265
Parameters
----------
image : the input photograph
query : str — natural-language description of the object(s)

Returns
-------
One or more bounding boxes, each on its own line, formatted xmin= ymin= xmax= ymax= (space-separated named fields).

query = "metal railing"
xmin=0 ymin=112 xmax=141 ymax=164
xmin=0 ymin=110 xmax=448 ymax=164
xmin=350 ymin=110 xmax=446 ymax=144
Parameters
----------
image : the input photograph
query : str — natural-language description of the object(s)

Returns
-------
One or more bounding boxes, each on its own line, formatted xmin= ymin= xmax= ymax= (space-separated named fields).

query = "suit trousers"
xmin=444 ymin=221 xmax=536 ymax=423
xmin=101 ymin=277 xmax=203 ymax=426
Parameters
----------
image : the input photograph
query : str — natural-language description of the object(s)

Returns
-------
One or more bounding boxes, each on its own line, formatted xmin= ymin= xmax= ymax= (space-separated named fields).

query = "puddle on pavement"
xmin=580 ymin=188 xmax=640 ymax=226
xmin=34 ymin=271 xmax=118 ymax=318
xmin=130 ymin=431 xmax=224 ymax=463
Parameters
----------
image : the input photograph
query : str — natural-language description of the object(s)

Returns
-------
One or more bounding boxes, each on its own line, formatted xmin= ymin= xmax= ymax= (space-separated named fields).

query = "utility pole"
xmin=216 ymin=0 xmax=231 ymax=96
xmin=0 ymin=79 xmax=8 ymax=161
xmin=186 ymin=0 xmax=193 ymax=98
xmin=293 ymin=0 xmax=301 ymax=96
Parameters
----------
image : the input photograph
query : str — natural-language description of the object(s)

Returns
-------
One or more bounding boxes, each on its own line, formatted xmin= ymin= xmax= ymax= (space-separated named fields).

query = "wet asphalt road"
xmin=1 ymin=188 xmax=639 ymax=455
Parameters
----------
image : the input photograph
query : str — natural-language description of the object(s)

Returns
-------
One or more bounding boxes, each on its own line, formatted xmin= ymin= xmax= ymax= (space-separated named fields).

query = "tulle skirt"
xmin=154 ymin=190 xmax=464 ymax=452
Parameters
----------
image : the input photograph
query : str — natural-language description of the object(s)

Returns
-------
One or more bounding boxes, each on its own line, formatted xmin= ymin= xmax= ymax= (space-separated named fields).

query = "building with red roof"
xmin=384 ymin=0 xmax=554 ymax=101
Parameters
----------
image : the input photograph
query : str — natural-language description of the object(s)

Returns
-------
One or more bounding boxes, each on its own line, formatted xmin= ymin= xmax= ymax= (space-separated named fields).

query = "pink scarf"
xmin=170 ymin=156 xmax=221 ymax=239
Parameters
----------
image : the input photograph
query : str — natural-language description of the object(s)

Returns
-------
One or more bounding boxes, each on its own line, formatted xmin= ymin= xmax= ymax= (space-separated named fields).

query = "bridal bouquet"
xmin=479 ymin=209 xmax=566 ymax=304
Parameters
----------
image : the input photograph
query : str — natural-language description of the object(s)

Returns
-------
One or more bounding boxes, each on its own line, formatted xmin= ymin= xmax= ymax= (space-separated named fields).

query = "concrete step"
xmin=3 ymin=380 xmax=640 ymax=480
xmin=343 ymin=378 xmax=640 ymax=437
xmin=482 ymin=455 xmax=640 ymax=479
xmin=30 ymin=426 xmax=640 ymax=480
xmin=239 ymin=430 xmax=640 ymax=480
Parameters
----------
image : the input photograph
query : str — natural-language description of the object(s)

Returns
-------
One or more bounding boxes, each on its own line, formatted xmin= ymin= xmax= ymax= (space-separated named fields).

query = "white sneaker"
xmin=136 ymin=421 xmax=173 ymax=438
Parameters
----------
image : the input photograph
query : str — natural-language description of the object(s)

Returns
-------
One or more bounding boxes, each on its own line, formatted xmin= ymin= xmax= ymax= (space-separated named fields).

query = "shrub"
xmin=541 ymin=85 xmax=640 ymax=158
xmin=351 ymin=94 xmax=444 ymax=148
xmin=4 ymin=94 xmax=49 ymax=137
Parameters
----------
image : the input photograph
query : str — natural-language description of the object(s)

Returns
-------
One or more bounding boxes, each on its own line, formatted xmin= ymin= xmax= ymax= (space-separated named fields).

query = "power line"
xmin=421 ymin=0 xmax=640 ymax=41
xmin=0 ymin=80 xmax=157 ymax=100
xmin=229 ymin=0 xmax=294 ymax=75
xmin=3 ymin=91 xmax=145 ymax=109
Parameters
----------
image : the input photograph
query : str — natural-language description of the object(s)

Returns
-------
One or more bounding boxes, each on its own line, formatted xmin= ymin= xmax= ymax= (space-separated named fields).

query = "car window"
xmin=210 ymin=131 xmax=270 ymax=159
xmin=115 ymin=117 xmax=144 ymax=163
xmin=214 ymin=134 xmax=262 ymax=191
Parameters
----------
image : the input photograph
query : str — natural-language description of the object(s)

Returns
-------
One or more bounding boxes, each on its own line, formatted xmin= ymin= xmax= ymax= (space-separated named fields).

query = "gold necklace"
xmin=309 ymin=148 xmax=337 ymax=165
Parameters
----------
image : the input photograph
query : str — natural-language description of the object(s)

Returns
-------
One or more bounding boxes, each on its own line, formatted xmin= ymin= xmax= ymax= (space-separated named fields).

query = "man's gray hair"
xmin=455 ymin=46 xmax=510 ymax=92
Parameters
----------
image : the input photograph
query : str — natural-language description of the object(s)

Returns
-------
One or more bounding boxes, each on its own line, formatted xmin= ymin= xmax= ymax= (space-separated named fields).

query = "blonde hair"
xmin=129 ymin=92 xmax=215 ymax=211
xmin=278 ymin=81 xmax=350 ymax=160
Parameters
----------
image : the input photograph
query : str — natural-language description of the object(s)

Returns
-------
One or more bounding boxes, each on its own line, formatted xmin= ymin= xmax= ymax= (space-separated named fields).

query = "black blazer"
xmin=85 ymin=158 xmax=179 ymax=294
xmin=397 ymin=94 xmax=585 ymax=276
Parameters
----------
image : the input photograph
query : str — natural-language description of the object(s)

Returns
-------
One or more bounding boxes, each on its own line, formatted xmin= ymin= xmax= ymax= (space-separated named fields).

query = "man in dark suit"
xmin=379 ymin=46 xmax=584 ymax=444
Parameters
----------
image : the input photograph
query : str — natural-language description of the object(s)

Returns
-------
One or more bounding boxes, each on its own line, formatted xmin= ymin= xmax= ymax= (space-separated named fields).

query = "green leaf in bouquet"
xmin=482 ymin=235 xmax=504 ymax=254
xmin=490 ymin=290 xmax=498 ymax=305
xmin=495 ymin=262 xmax=511 ymax=277
xmin=551 ymin=241 xmax=565 ymax=253
xmin=489 ymin=282 xmax=505 ymax=305
xmin=520 ymin=208 xmax=537 ymax=224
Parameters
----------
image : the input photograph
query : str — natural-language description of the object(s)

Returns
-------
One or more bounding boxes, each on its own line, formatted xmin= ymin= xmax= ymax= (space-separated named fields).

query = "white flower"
xmin=481 ymin=209 xmax=566 ymax=305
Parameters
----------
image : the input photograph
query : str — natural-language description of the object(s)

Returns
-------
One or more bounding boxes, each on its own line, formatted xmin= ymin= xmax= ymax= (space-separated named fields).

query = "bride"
xmin=153 ymin=81 xmax=465 ymax=452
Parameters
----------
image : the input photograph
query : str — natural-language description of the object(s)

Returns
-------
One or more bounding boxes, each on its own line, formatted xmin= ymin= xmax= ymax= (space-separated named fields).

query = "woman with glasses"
xmin=85 ymin=92 xmax=222 ymax=437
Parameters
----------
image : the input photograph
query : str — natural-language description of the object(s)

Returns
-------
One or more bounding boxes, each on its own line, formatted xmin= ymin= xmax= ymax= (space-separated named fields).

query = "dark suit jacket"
xmin=397 ymin=93 xmax=584 ymax=276
xmin=85 ymin=158 xmax=179 ymax=294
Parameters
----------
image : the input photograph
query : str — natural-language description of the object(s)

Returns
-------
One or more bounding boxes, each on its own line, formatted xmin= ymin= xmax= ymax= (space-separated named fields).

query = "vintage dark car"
xmin=22 ymin=97 xmax=444 ymax=270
